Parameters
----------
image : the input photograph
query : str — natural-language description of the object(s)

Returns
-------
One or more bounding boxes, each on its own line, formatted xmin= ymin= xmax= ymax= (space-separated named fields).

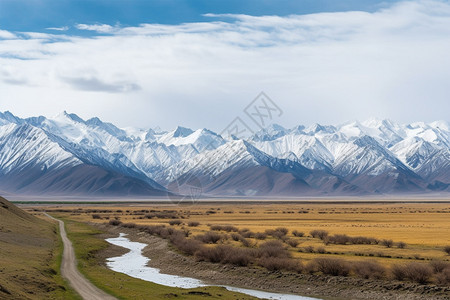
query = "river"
xmin=105 ymin=233 xmax=320 ymax=300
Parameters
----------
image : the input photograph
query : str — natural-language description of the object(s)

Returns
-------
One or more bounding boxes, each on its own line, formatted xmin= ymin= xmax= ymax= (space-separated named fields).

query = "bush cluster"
xmin=169 ymin=219 xmax=183 ymax=226
xmin=324 ymin=234 xmax=378 ymax=245
xmin=352 ymin=261 xmax=386 ymax=279
xmin=239 ymin=228 xmax=255 ymax=238
xmin=265 ymin=227 xmax=289 ymax=239
xmin=309 ymin=230 xmax=329 ymax=240
xmin=195 ymin=231 xmax=224 ymax=244
xmin=111 ymin=221 xmax=450 ymax=285
xmin=391 ymin=263 xmax=433 ymax=284
xmin=308 ymin=258 xmax=351 ymax=276
xmin=292 ymin=230 xmax=305 ymax=237
xmin=444 ymin=245 xmax=450 ymax=255
xmin=210 ymin=225 xmax=238 ymax=232
xmin=108 ymin=219 xmax=122 ymax=226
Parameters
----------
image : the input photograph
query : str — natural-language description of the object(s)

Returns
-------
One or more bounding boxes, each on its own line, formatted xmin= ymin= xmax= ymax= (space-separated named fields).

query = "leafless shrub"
xmin=188 ymin=221 xmax=200 ymax=227
xmin=381 ymin=239 xmax=394 ymax=248
xmin=275 ymin=227 xmax=289 ymax=235
xmin=145 ymin=211 xmax=178 ymax=219
xmin=196 ymin=231 xmax=224 ymax=244
xmin=265 ymin=228 xmax=288 ymax=239
xmin=195 ymin=245 xmax=254 ymax=266
xmin=210 ymin=225 xmax=222 ymax=231
xmin=258 ymin=257 xmax=302 ymax=272
xmin=169 ymin=219 xmax=183 ymax=226
xmin=171 ymin=236 xmax=203 ymax=256
xmin=258 ymin=240 xmax=290 ymax=258
xmin=222 ymin=247 xmax=255 ymax=266
xmin=304 ymin=261 xmax=317 ymax=274
xmin=351 ymin=236 xmax=379 ymax=245
xmin=230 ymin=233 xmax=241 ymax=241
xmin=195 ymin=245 xmax=228 ymax=263
xmin=316 ymin=247 xmax=326 ymax=254
xmin=444 ymin=245 xmax=450 ymax=255
xmin=255 ymin=232 xmax=267 ymax=240
xmin=121 ymin=222 xmax=136 ymax=228
xmin=108 ymin=219 xmax=122 ymax=226
xmin=92 ymin=214 xmax=101 ymax=219
xmin=435 ymin=267 xmax=450 ymax=285
xmin=325 ymin=234 xmax=379 ymax=245
xmin=310 ymin=230 xmax=329 ymax=240
xmin=286 ymin=239 xmax=299 ymax=248
xmin=240 ymin=237 xmax=252 ymax=247
xmin=141 ymin=224 xmax=166 ymax=236
xmin=406 ymin=263 xmax=433 ymax=284
xmin=292 ymin=230 xmax=305 ymax=237
xmin=324 ymin=234 xmax=350 ymax=245
xmin=391 ymin=265 xmax=406 ymax=280
xmin=233 ymin=228 xmax=253 ymax=238
xmin=397 ymin=241 xmax=407 ymax=249
xmin=302 ymin=246 xmax=315 ymax=253
xmin=210 ymin=225 xmax=238 ymax=232
xmin=391 ymin=263 xmax=433 ymax=284
xmin=430 ymin=260 xmax=450 ymax=273
xmin=223 ymin=225 xmax=239 ymax=232
xmin=311 ymin=258 xmax=350 ymax=276
xmin=353 ymin=261 xmax=386 ymax=279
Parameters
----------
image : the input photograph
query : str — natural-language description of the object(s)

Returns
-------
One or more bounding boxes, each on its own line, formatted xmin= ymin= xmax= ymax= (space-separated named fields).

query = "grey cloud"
xmin=0 ymin=70 xmax=28 ymax=85
xmin=2 ymin=78 xmax=28 ymax=85
xmin=61 ymin=76 xmax=141 ymax=93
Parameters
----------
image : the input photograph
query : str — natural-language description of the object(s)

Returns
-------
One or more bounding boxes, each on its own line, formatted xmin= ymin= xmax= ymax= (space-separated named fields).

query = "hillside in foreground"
xmin=0 ymin=196 xmax=74 ymax=299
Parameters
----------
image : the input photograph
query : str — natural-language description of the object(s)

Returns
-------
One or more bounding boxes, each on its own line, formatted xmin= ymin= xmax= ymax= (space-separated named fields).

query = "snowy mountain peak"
xmin=305 ymin=123 xmax=336 ymax=135
xmin=251 ymin=123 xmax=288 ymax=142
xmin=429 ymin=120 xmax=449 ymax=131
xmin=290 ymin=125 xmax=305 ymax=135
xmin=0 ymin=111 xmax=21 ymax=125
xmin=85 ymin=117 xmax=103 ymax=126
xmin=0 ymin=112 xmax=448 ymax=196
xmin=172 ymin=126 xmax=194 ymax=138
xmin=361 ymin=117 xmax=395 ymax=128
xmin=60 ymin=111 xmax=85 ymax=124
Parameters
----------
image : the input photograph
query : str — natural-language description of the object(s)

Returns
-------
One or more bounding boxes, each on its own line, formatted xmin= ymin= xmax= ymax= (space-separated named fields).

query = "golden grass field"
xmin=36 ymin=201 xmax=450 ymax=267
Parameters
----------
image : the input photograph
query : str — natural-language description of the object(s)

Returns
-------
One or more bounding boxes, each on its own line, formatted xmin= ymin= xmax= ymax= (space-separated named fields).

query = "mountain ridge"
xmin=0 ymin=111 xmax=448 ymax=198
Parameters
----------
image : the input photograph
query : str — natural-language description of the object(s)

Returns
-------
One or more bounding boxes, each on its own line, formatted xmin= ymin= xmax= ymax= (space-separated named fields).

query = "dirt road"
xmin=45 ymin=213 xmax=117 ymax=300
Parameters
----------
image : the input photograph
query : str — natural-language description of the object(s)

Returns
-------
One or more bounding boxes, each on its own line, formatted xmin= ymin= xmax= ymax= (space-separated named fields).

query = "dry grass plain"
xmin=34 ymin=201 xmax=450 ymax=267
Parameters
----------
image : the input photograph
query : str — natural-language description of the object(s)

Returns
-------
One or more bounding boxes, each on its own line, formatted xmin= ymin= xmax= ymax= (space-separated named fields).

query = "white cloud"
xmin=0 ymin=0 xmax=449 ymax=130
xmin=76 ymin=24 xmax=115 ymax=33
xmin=0 ymin=29 xmax=17 ymax=39
xmin=47 ymin=26 xmax=69 ymax=31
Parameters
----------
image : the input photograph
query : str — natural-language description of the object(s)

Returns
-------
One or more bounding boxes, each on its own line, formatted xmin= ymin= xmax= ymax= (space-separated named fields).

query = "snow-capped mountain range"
xmin=0 ymin=111 xmax=448 ymax=197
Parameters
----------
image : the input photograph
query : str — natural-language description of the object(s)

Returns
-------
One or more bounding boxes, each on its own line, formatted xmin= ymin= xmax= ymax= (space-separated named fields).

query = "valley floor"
xmin=22 ymin=199 xmax=450 ymax=300
xmin=97 ymin=223 xmax=449 ymax=300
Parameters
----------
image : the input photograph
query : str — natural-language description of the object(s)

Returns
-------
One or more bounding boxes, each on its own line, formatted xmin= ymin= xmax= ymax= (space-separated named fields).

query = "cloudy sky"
xmin=0 ymin=0 xmax=449 ymax=131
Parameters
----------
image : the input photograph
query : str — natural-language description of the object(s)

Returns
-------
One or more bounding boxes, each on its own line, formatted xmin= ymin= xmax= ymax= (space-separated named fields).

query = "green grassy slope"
xmin=0 ymin=196 xmax=78 ymax=299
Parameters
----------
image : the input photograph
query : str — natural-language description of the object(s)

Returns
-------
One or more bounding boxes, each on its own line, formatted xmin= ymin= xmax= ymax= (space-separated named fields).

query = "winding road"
xmin=45 ymin=213 xmax=117 ymax=300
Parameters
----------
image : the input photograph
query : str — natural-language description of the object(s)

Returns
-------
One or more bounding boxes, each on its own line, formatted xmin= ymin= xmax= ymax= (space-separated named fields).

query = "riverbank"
xmin=96 ymin=223 xmax=450 ymax=300
xmin=57 ymin=216 xmax=260 ymax=299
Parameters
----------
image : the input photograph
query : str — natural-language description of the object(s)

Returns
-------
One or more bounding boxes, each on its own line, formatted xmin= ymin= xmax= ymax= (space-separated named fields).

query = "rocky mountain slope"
xmin=0 ymin=111 xmax=448 ymax=197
